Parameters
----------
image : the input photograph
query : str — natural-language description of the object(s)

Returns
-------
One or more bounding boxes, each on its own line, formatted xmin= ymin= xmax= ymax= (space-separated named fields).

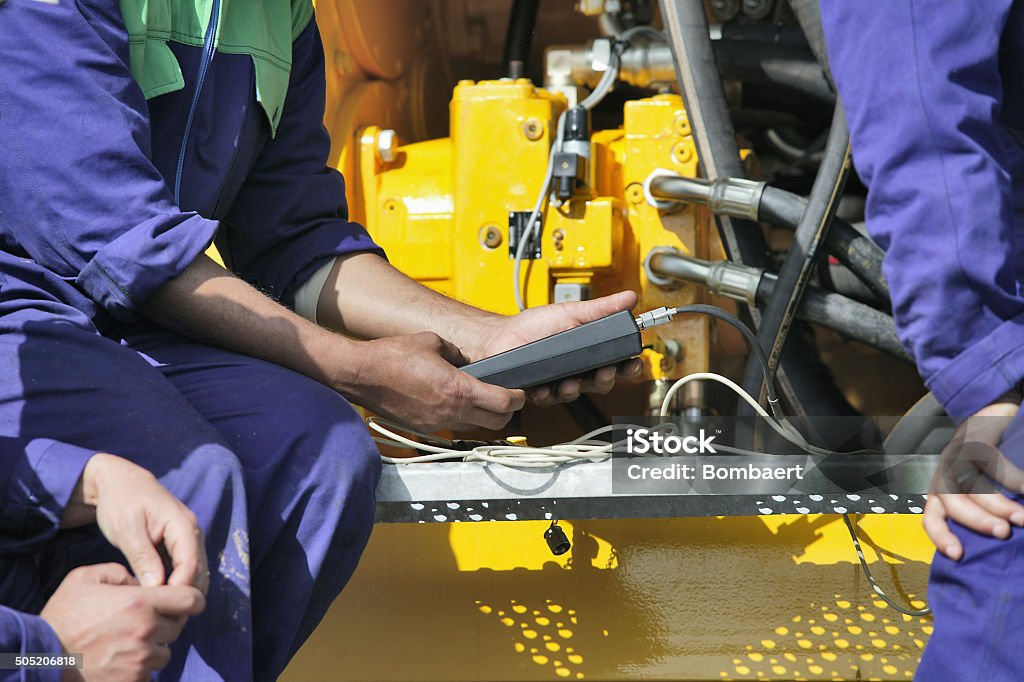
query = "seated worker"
xmin=1 ymin=440 xmax=207 ymax=681
xmin=0 ymin=0 xmax=640 ymax=679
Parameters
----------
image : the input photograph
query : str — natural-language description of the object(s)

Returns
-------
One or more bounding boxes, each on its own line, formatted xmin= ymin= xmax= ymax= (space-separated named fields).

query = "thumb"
xmin=116 ymin=516 xmax=167 ymax=587
xmin=559 ymin=290 xmax=637 ymax=324
xmin=435 ymin=336 xmax=469 ymax=367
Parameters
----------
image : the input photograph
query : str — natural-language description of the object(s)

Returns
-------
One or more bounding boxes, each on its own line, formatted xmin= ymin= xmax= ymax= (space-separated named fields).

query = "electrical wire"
xmin=369 ymin=418 xmax=681 ymax=467
xmin=512 ymin=40 xmax=626 ymax=311
xmin=841 ymin=513 xmax=932 ymax=617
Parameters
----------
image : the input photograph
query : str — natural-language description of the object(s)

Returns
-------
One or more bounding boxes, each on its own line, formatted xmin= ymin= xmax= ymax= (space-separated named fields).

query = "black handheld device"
xmin=461 ymin=310 xmax=643 ymax=389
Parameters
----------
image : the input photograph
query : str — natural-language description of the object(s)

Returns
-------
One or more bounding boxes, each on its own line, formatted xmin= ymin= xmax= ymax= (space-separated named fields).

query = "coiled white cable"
xmin=370 ymin=370 xmax=822 ymax=467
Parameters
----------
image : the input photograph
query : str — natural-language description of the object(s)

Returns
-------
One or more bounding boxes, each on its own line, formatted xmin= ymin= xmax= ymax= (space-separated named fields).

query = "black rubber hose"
xmin=742 ymin=103 xmax=852 ymax=409
xmin=785 ymin=0 xmax=831 ymax=77
xmin=502 ymin=0 xmax=540 ymax=79
xmin=644 ymin=252 xmax=906 ymax=362
xmin=717 ymin=22 xmax=810 ymax=49
xmin=755 ymin=275 xmax=910 ymax=362
xmin=759 ymin=186 xmax=889 ymax=301
xmin=657 ymin=0 xmax=768 ymax=269
xmin=711 ymin=41 xmax=834 ymax=104
xmin=660 ymin=0 xmax=856 ymax=422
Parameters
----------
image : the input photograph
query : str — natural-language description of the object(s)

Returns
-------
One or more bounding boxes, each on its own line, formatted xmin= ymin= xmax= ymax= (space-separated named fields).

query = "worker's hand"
xmin=63 ymin=454 xmax=208 ymax=594
xmin=344 ymin=332 xmax=526 ymax=431
xmin=475 ymin=291 xmax=644 ymax=406
xmin=41 ymin=563 xmax=205 ymax=682
xmin=925 ymin=399 xmax=1024 ymax=560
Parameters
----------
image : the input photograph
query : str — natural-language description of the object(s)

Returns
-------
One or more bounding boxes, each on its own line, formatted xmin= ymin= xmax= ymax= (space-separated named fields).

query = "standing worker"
xmin=0 ymin=0 xmax=640 ymax=678
xmin=822 ymin=1 xmax=1024 ymax=679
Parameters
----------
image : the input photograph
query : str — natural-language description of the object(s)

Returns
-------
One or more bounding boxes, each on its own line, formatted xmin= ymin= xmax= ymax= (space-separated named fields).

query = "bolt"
xmin=626 ymin=184 xmax=645 ymax=204
xmin=553 ymin=229 xmax=566 ymax=251
xmin=479 ymin=225 xmax=503 ymax=249
xmin=672 ymin=142 xmax=694 ymax=165
xmin=376 ymin=129 xmax=398 ymax=163
xmin=673 ymin=115 xmax=691 ymax=138
xmin=522 ymin=119 xmax=544 ymax=141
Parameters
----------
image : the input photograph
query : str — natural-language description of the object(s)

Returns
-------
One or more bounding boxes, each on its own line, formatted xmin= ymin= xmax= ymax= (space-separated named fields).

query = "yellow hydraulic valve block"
xmin=351 ymin=81 xmax=714 ymax=382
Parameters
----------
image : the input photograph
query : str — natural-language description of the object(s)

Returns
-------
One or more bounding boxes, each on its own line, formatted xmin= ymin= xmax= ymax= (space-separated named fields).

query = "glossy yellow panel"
xmin=283 ymin=515 xmax=933 ymax=681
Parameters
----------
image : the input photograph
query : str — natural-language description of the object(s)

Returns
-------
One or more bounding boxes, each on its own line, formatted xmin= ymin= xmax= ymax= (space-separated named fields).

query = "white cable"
xmin=369 ymin=418 xmax=680 ymax=468
xmin=512 ymin=44 xmax=624 ymax=311
xmin=512 ymin=115 xmax=564 ymax=311
xmin=371 ymin=368 xmax=845 ymax=469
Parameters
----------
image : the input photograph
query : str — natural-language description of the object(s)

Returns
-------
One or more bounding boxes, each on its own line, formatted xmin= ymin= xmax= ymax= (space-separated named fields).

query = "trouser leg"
xmin=0 ymin=311 xmax=253 ymax=681
xmin=916 ymin=414 xmax=1024 ymax=681
xmin=124 ymin=325 xmax=382 ymax=680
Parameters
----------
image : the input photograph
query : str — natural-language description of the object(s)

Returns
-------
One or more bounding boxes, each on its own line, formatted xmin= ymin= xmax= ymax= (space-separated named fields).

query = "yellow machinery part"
xmin=353 ymin=83 xmax=713 ymax=382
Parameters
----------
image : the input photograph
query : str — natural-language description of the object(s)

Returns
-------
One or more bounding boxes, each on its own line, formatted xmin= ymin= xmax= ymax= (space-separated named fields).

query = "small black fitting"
xmin=544 ymin=520 xmax=571 ymax=556
xmin=553 ymin=106 xmax=590 ymax=201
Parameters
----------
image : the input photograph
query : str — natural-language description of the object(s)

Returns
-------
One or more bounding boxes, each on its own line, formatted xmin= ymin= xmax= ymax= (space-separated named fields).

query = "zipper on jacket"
xmin=174 ymin=0 xmax=222 ymax=206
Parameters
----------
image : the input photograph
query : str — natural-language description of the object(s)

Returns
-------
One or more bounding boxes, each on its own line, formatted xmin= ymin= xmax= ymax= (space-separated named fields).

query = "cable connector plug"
xmin=635 ymin=306 xmax=676 ymax=330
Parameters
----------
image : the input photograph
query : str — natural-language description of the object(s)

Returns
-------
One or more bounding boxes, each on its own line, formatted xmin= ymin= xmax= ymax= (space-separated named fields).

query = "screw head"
xmin=479 ymin=225 xmax=503 ymax=249
xmin=521 ymin=119 xmax=544 ymax=141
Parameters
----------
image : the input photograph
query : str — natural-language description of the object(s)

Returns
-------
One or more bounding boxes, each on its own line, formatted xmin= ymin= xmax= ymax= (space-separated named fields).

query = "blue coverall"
xmin=821 ymin=2 xmax=1024 ymax=679
xmin=1 ymin=438 xmax=95 ymax=682
xmin=0 ymin=0 xmax=382 ymax=679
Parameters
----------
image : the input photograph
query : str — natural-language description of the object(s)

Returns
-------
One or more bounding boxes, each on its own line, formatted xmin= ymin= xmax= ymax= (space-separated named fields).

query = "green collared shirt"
xmin=119 ymin=0 xmax=313 ymax=136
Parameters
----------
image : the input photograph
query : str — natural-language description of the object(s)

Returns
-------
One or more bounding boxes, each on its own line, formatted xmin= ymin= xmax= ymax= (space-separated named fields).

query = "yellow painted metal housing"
xmin=353 ymin=83 xmax=714 ymax=382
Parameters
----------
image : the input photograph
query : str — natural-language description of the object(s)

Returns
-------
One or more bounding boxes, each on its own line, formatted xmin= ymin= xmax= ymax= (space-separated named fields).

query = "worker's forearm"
xmin=145 ymin=254 xmax=361 ymax=388
xmin=316 ymin=253 xmax=504 ymax=359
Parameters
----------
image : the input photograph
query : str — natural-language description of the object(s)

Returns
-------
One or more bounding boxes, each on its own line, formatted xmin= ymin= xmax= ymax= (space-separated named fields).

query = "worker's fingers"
xmin=148 ymin=585 xmax=206 ymax=618
xmin=528 ymin=359 xmax=642 ymax=406
xmin=116 ymin=515 xmax=167 ymax=588
xmin=616 ymin=358 xmax=644 ymax=380
xmin=526 ymin=385 xmax=557 ymax=407
xmin=77 ymin=562 xmax=136 ymax=586
xmin=554 ymin=377 xmax=582 ymax=403
xmin=937 ymin=493 xmax=1012 ymax=540
xmin=968 ymin=492 xmax=1024 ymax=527
xmin=576 ymin=366 xmax=616 ymax=396
xmin=977 ymin=452 xmax=1024 ymax=494
xmin=923 ymin=495 xmax=963 ymax=560
xmin=147 ymin=643 xmax=173 ymax=672
xmin=162 ymin=510 xmax=208 ymax=595
xmin=465 ymin=379 xmax=526 ymax=415
xmin=460 ymin=407 xmax=516 ymax=431
xmin=151 ymin=613 xmax=189 ymax=646
xmin=556 ymin=291 xmax=638 ymax=326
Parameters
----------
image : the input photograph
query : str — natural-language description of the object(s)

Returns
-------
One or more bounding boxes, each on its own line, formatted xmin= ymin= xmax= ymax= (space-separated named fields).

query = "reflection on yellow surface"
xmin=283 ymin=515 xmax=933 ymax=681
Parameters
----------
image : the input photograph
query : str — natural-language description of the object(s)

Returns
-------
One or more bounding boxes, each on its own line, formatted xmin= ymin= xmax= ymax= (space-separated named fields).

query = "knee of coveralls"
xmin=917 ymin=412 xmax=1024 ymax=681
